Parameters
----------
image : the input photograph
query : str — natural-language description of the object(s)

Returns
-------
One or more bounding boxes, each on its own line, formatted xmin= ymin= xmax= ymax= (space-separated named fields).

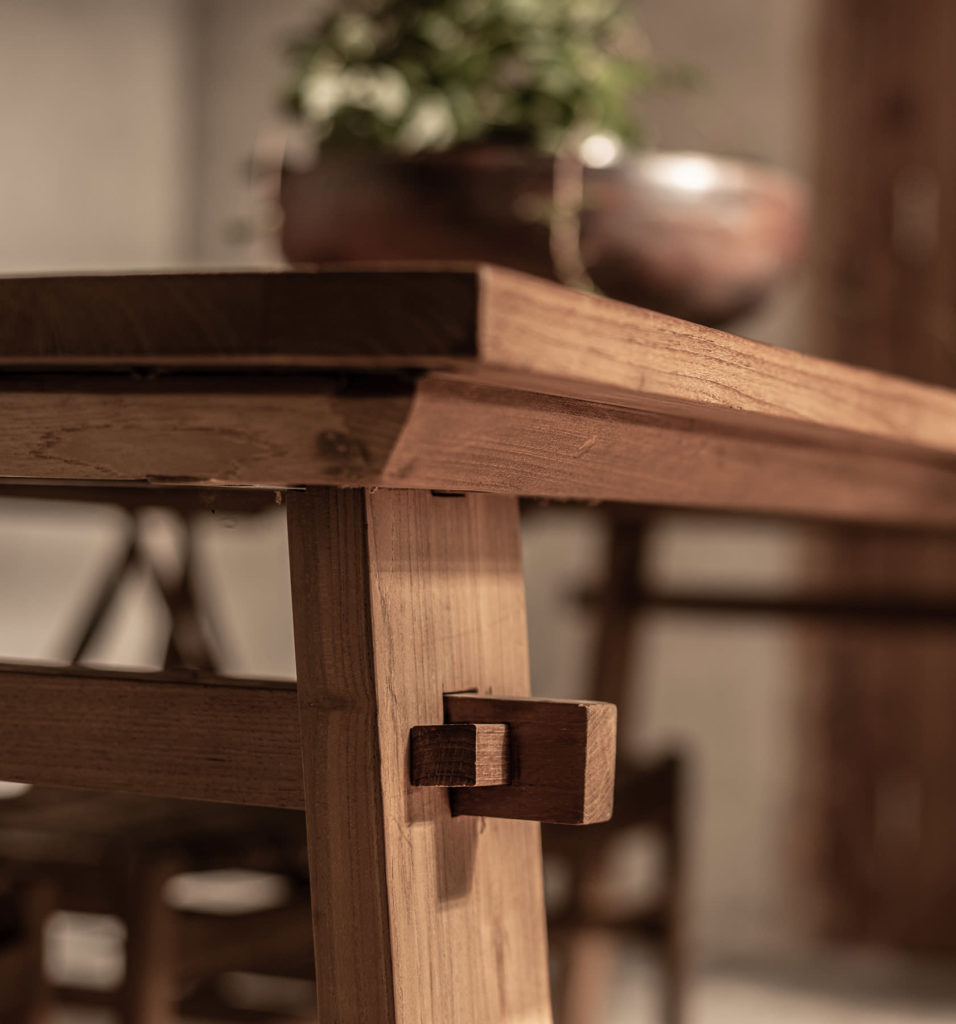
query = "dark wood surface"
xmin=0 ymin=664 xmax=303 ymax=808
xmin=810 ymin=0 xmax=956 ymax=956
xmin=410 ymin=723 xmax=511 ymax=788
xmin=446 ymin=694 xmax=616 ymax=826
xmin=411 ymin=693 xmax=616 ymax=825
xmin=0 ymin=269 xmax=478 ymax=366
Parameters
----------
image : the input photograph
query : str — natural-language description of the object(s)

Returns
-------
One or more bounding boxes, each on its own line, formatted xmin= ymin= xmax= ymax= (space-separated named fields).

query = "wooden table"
xmin=2 ymin=264 xmax=956 ymax=1024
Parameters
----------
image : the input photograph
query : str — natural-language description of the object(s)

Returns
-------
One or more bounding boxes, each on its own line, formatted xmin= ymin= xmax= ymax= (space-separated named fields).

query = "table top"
xmin=3 ymin=264 xmax=956 ymax=528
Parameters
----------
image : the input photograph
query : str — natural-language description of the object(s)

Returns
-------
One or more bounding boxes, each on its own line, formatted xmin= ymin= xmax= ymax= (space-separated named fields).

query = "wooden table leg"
xmin=287 ymin=488 xmax=553 ymax=1024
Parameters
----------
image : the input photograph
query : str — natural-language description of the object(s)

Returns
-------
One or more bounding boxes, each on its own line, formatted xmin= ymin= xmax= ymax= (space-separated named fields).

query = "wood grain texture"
xmin=5 ymin=268 xmax=956 ymax=527
xmin=4 ymin=264 xmax=956 ymax=465
xmin=475 ymin=265 xmax=956 ymax=460
xmin=5 ymin=371 xmax=956 ymax=527
xmin=410 ymin=723 xmax=511 ymax=787
xmin=287 ymin=488 xmax=552 ymax=1024
xmin=0 ymin=374 xmax=412 ymax=486
xmin=446 ymin=694 xmax=616 ymax=826
xmin=383 ymin=375 xmax=956 ymax=529
xmin=0 ymin=664 xmax=302 ymax=808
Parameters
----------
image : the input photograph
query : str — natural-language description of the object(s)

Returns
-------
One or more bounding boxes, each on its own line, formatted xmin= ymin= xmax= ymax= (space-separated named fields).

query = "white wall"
xmin=0 ymin=0 xmax=314 ymax=671
xmin=0 ymin=0 xmax=199 ymax=272
xmin=191 ymin=0 xmax=318 ymax=267
xmin=0 ymin=0 xmax=198 ymax=667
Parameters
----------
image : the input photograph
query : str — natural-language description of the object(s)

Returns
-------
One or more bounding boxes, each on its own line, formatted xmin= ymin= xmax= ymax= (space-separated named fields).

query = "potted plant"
xmin=278 ymin=0 xmax=804 ymax=325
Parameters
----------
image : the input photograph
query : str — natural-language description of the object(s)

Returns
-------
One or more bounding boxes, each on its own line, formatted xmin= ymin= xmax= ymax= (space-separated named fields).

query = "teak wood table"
xmin=3 ymin=264 xmax=956 ymax=1023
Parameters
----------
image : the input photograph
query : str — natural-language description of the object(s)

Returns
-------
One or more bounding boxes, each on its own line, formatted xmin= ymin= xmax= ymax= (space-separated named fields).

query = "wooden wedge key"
xmin=410 ymin=694 xmax=617 ymax=825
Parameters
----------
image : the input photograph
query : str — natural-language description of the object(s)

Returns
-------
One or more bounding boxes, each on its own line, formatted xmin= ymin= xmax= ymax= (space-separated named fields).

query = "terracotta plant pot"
xmin=279 ymin=146 xmax=805 ymax=326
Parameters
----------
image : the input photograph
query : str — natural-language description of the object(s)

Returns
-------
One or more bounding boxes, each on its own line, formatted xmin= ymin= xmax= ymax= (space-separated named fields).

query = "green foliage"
xmin=284 ymin=0 xmax=662 ymax=155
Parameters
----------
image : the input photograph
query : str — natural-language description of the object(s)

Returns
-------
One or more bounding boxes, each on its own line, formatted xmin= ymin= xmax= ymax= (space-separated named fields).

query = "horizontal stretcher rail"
xmin=0 ymin=663 xmax=617 ymax=824
xmin=0 ymin=663 xmax=304 ymax=809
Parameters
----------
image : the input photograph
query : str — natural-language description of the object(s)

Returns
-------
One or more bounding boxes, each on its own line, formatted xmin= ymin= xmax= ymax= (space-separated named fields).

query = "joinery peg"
xmin=410 ymin=694 xmax=616 ymax=825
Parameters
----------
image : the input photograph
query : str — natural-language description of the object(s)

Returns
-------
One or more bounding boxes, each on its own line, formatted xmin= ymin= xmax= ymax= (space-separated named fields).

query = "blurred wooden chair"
xmin=0 ymin=490 xmax=315 ymax=1022
xmin=542 ymin=506 xmax=687 ymax=1024
xmin=0 ymin=786 xmax=314 ymax=1023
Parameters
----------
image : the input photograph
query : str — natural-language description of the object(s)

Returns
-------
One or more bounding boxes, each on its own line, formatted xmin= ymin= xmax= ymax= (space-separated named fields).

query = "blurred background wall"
xmin=0 ymin=0 xmax=814 ymax=971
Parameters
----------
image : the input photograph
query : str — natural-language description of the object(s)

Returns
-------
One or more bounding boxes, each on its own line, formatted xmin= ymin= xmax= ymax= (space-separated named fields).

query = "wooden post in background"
xmin=811 ymin=0 xmax=956 ymax=953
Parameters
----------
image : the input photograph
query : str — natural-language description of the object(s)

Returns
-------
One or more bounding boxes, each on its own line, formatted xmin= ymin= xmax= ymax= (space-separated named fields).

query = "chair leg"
xmin=553 ymin=839 xmax=618 ymax=1024
xmin=119 ymin=858 xmax=178 ymax=1024
xmin=287 ymin=488 xmax=554 ymax=1024
xmin=554 ymin=514 xmax=644 ymax=1024
xmin=661 ymin=759 xmax=687 ymax=1024
xmin=552 ymin=511 xmax=688 ymax=1024
xmin=557 ymin=930 xmax=619 ymax=1024
xmin=2 ymin=879 xmax=55 ymax=1024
